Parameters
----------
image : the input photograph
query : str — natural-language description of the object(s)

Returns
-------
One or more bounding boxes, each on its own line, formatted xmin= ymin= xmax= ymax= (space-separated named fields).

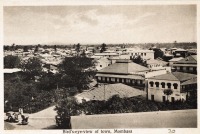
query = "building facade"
xmin=96 ymin=59 xmax=149 ymax=88
xmin=172 ymin=55 xmax=197 ymax=74
xmin=125 ymin=49 xmax=154 ymax=60
xmin=147 ymin=72 xmax=197 ymax=102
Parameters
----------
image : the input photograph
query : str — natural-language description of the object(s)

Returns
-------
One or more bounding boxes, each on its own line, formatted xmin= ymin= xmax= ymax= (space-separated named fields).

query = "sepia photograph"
xmin=3 ymin=4 xmax=197 ymax=130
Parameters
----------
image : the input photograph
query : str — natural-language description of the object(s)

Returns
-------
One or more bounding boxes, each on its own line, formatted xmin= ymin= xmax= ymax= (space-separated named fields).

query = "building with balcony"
xmin=147 ymin=72 xmax=197 ymax=102
xmin=96 ymin=59 xmax=149 ymax=88
xmin=172 ymin=55 xmax=197 ymax=74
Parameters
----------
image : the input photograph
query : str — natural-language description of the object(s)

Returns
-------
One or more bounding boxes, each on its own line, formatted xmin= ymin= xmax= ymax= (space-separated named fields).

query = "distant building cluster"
xmin=94 ymin=46 xmax=197 ymax=103
xmin=4 ymin=44 xmax=197 ymax=103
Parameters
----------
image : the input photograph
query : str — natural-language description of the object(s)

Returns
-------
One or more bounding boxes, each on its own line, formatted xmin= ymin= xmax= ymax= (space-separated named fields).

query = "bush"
xmin=4 ymin=55 xmax=21 ymax=68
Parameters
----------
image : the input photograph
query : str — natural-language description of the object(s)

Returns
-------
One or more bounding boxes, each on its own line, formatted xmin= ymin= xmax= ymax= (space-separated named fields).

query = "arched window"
xmin=149 ymin=81 xmax=154 ymax=87
xmin=161 ymin=82 xmax=165 ymax=88
xmin=167 ymin=83 xmax=171 ymax=89
xmin=173 ymin=83 xmax=178 ymax=89
xmin=155 ymin=82 xmax=159 ymax=88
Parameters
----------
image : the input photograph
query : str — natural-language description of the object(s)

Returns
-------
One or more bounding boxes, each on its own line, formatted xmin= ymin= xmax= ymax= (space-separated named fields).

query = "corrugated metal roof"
xmin=75 ymin=83 xmax=146 ymax=102
xmin=176 ymin=55 xmax=197 ymax=64
xmin=148 ymin=72 xmax=197 ymax=82
xmin=148 ymin=73 xmax=179 ymax=81
xmin=96 ymin=73 xmax=144 ymax=80
xmin=181 ymin=77 xmax=197 ymax=85
xmin=172 ymin=72 xmax=197 ymax=82
xmin=98 ymin=61 xmax=149 ymax=74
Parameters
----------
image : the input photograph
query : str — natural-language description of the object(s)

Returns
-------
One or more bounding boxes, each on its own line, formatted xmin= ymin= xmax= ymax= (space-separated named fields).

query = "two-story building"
xmin=172 ymin=55 xmax=197 ymax=74
xmin=95 ymin=58 xmax=111 ymax=71
xmin=96 ymin=59 xmax=149 ymax=88
xmin=147 ymin=72 xmax=197 ymax=102
xmin=126 ymin=48 xmax=154 ymax=60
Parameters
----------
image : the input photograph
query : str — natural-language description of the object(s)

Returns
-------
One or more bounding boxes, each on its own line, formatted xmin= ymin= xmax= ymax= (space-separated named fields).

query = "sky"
xmin=4 ymin=5 xmax=197 ymax=45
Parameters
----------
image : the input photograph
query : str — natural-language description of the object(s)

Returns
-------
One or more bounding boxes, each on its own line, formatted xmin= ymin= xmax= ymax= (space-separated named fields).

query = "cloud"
xmin=4 ymin=6 xmax=196 ymax=45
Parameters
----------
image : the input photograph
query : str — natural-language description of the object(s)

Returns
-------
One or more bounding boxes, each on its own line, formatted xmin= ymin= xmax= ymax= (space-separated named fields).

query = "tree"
xmin=100 ymin=43 xmax=106 ymax=53
xmin=75 ymin=43 xmax=81 ymax=55
xmin=37 ymin=72 xmax=57 ymax=91
xmin=4 ymin=45 xmax=10 ymax=51
xmin=107 ymin=95 xmax=124 ymax=113
xmin=80 ymin=50 xmax=86 ymax=57
xmin=20 ymin=57 xmax=43 ymax=80
xmin=23 ymin=46 xmax=29 ymax=52
xmin=132 ymin=55 xmax=144 ymax=65
xmin=11 ymin=43 xmax=15 ymax=51
xmin=54 ymin=45 xmax=57 ymax=52
xmin=58 ymin=56 xmax=95 ymax=91
xmin=163 ymin=89 xmax=173 ymax=102
xmin=15 ymin=45 xmax=19 ymax=50
xmin=54 ymin=95 xmax=80 ymax=128
xmin=34 ymin=46 xmax=39 ymax=53
xmin=4 ymin=55 xmax=21 ymax=68
xmin=43 ymin=45 xmax=48 ymax=49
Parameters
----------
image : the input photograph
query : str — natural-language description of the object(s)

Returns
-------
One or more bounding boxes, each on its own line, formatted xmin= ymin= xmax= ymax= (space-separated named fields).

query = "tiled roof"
xmin=148 ymin=72 xmax=197 ymax=82
xmin=148 ymin=73 xmax=179 ymax=81
xmin=176 ymin=55 xmax=197 ymax=64
xmin=181 ymin=77 xmax=197 ymax=85
xmin=172 ymin=72 xmax=197 ymax=82
xmin=98 ymin=60 xmax=149 ymax=74
xmin=75 ymin=83 xmax=146 ymax=102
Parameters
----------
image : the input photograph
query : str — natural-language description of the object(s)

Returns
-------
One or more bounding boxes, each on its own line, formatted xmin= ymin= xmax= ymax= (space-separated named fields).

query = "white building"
xmin=125 ymin=48 xmax=154 ymax=60
xmin=147 ymin=72 xmax=197 ymax=102
xmin=95 ymin=58 xmax=111 ymax=70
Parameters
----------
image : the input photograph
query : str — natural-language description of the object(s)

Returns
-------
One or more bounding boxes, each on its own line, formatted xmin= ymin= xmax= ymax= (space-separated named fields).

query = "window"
xmin=161 ymin=82 xmax=165 ymax=88
xmin=186 ymin=67 xmax=189 ymax=71
xmin=144 ymin=53 xmax=146 ymax=56
xmin=167 ymin=83 xmax=171 ymax=89
xmin=100 ymin=65 xmax=102 ymax=67
xmin=141 ymin=53 xmax=143 ymax=56
xmin=155 ymin=82 xmax=159 ymax=88
xmin=173 ymin=83 xmax=178 ymax=89
xmin=149 ymin=81 xmax=154 ymax=87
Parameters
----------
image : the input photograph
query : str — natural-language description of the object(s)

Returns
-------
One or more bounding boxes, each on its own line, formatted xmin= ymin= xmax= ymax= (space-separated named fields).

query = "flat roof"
xmin=4 ymin=68 xmax=21 ymax=73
